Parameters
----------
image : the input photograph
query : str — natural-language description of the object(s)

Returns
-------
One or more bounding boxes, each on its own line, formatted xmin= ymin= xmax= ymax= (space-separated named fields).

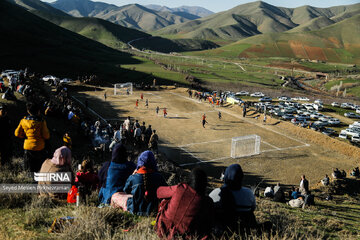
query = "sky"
xmin=41 ymin=0 xmax=360 ymax=12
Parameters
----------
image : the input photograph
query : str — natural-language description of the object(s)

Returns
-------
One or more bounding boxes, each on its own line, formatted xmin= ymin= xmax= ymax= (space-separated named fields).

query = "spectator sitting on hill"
xmin=273 ymin=183 xmax=286 ymax=203
xmin=98 ymin=143 xmax=135 ymax=205
xmin=341 ymin=170 xmax=347 ymax=178
xmin=38 ymin=146 xmax=73 ymax=199
xmin=291 ymin=187 xmax=301 ymax=199
xmin=15 ymin=102 xmax=50 ymax=172
xmin=209 ymin=164 xmax=262 ymax=234
xmin=75 ymin=159 xmax=99 ymax=197
xmin=122 ymin=151 xmax=167 ymax=216
xmin=288 ymin=196 xmax=305 ymax=208
xmin=332 ymin=168 xmax=341 ymax=179
xmin=321 ymin=174 xmax=330 ymax=186
xmin=350 ymin=167 xmax=359 ymax=177
xmin=156 ymin=168 xmax=214 ymax=240
xmin=264 ymin=185 xmax=274 ymax=198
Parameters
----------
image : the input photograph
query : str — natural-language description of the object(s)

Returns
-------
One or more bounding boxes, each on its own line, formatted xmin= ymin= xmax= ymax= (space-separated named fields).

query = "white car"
xmin=236 ymin=91 xmax=249 ymax=96
xmin=345 ymin=128 xmax=360 ymax=137
xmin=344 ymin=112 xmax=360 ymax=118
xmin=60 ymin=78 xmax=73 ymax=84
xmin=339 ymin=131 xmax=347 ymax=139
xmin=1 ymin=70 xmax=17 ymax=78
xmin=328 ymin=118 xmax=340 ymax=125
xmin=356 ymin=108 xmax=360 ymax=114
xmin=349 ymin=121 xmax=360 ymax=128
xmin=331 ymin=102 xmax=340 ymax=107
xmin=351 ymin=135 xmax=360 ymax=143
xmin=299 ymin=97 xmax=309 ymax=101
xmin=259 ymin=97 xmax=272 ymax=102
xmin=314 ymin=99 xmax=323 ymax=105
xmin=42 ymin=75 xmax=57 ymax=82
xmin=278 ymin=96 xmax=291 ymax=101
xmin=250 ymin=92 xmax=265 ymax=97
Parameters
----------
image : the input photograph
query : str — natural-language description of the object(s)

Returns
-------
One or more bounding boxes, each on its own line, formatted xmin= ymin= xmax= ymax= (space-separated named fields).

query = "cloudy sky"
xmin=41 ymin=0 xmax=360 ymax=12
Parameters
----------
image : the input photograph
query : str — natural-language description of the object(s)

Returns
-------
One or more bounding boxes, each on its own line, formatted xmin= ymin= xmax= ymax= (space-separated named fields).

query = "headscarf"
xmin=51 ymin=146 xmax=71 ymax=166
xmin=111 ymin=143 xmax=128 ymax=163
xmin=136 ymin=151 xmax=157 ymax=171
xmin=223 ymin=164 xmax=243 ymax=190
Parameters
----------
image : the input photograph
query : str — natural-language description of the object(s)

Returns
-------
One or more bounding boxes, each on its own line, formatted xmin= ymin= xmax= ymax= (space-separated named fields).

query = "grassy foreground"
xmin=0 ymin=157 xmax=359 ymax=240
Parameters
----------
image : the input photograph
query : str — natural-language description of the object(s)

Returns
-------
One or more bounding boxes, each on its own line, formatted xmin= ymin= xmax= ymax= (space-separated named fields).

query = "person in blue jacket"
xmin=98 ymin=143 xmax=135 ymax=204
xmin=124 ymin=150 xmax=167 ymax=216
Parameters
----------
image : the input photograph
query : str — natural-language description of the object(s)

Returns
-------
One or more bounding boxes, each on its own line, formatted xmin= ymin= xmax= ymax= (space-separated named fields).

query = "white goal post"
xmin=231 ymin=135 xmax=261 ymax=158
xmin=114 ymin=82 xmax=133 ymax=95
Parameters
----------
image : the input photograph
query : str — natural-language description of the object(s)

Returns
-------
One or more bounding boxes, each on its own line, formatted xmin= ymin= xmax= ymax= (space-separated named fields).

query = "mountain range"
xmin=145 ymin=5 xmax=214 ymax=18
xmin=8 ymin=0 xmax=217 ymax=52
xmin=156 ymin=1 xmax=360 ymax=40
xmin=199 ymin=14 xmax=360 ymax=63
xmin=50 ymin=0 xmax=212 ymax=32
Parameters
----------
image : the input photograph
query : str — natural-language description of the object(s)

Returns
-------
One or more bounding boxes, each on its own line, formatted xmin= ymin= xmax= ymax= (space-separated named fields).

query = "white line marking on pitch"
xmin=178 ymin=146 xmax=204 ymax=164
xmin=262 ymin=140 xmax=281 ymax=150
xmin=72 ymin=96 xmax=108 ymax=123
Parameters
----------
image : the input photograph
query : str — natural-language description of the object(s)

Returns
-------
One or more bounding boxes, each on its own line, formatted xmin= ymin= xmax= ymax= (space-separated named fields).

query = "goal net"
xmin=114 ymin=82 xmax=133 ymax=95
xmin=231 ymin=135 xmax=261 ymax=158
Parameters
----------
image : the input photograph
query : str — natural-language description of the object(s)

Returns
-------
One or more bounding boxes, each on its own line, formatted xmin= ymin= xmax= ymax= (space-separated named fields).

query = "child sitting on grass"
xmin=75 ymin=159 xmax=99 ymax=197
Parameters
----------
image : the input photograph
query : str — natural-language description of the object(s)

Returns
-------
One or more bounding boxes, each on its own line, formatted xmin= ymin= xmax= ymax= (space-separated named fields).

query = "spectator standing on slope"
xmin=15 ymin=102 xmax=50 ymax=172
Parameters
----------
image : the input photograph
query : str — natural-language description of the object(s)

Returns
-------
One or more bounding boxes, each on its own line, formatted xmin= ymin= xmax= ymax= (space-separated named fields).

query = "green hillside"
xmin=195 ymin=14 xmax=360 ymax=64
xmin=52 ymin=0 xmax=194 ymax=32
xmin=288 ymin=16 xmax=335 ymax=32
xmin=155 ymin=1 xmax=360 ymax=41
xmin=0 ymin=0 xmax=137 ymax=79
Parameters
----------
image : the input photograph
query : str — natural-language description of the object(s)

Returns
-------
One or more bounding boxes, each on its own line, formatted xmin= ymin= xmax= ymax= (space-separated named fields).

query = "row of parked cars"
xmin=42 ymin=75 xmax=73 ymax=84
xmin=339 ymin=121 xmax=360 ymax=143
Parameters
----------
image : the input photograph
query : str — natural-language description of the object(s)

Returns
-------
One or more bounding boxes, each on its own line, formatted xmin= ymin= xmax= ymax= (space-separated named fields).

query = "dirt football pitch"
xmin=73 ymin=87 xmax=358 ymax=188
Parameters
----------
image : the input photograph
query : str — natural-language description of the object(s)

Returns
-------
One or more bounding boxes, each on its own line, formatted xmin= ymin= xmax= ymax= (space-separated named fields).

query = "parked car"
xmin=250 ymin=92 xmax=264 ymax=97
xmin=282 ymin=114 xmax=294 ymax=120
xmin=314 ymin=99 xmax=323 ymax=105
xmin=344 ymin=112 xmax=360 ymax=118
xmin=259 ymin=97 xmax=272 ymax=102
xmin=236 ymin=91 xmax=249 ymax=96
xmin=322 ymin=128 xmax=335 ymax=136
xmin=328 ymin=118 xmax=340 ymax=125
xmin=331 ymin=102 xmax=340 ymax=107
xmin=1 ymin=70 xmax=17 ymax=78
xmin=299 ymin=97 xmax=309 ymax=101
xmin=351 ymin=135 xmax=360 ymax=143
xmin=339 ymin=131 xmax=347 ymax=139
xmin=312 ymin=121 xmax=328 ymax=127
xmin=60 ymin=78 xmax=73 ymax=84
xmin=278 ymin=96 xmax=291 ymax=101
xmin=344 ymin=128 xmax=360 ymax=137
xmin=42 ymin=75 xmax=57 ymax=82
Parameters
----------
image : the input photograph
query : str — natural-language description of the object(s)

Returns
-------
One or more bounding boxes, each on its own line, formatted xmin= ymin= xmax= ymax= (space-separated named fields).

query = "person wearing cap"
xmin=0 ymin=104 xmax=12 ymax=166
xmin=15 ymin=102 xmax=50 ymax=172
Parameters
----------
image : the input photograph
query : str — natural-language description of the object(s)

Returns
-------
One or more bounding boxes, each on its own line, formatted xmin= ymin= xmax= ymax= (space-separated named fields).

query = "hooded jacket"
xmin=14 ymin=115 xmax=50 ymax=151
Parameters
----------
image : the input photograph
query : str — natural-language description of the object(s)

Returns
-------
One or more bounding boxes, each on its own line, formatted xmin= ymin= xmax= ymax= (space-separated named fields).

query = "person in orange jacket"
xmin=15 ymin=102 xmax=50 ymax=172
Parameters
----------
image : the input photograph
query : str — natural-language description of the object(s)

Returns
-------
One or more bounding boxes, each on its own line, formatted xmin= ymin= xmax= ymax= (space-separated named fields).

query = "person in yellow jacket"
xmin=15 ymin=102 xmax=50 ymax=172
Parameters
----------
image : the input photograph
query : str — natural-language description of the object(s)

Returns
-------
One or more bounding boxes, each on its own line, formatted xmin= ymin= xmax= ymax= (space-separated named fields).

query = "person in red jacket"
xmin=156 ymin=168 xmax=214 ymax=240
